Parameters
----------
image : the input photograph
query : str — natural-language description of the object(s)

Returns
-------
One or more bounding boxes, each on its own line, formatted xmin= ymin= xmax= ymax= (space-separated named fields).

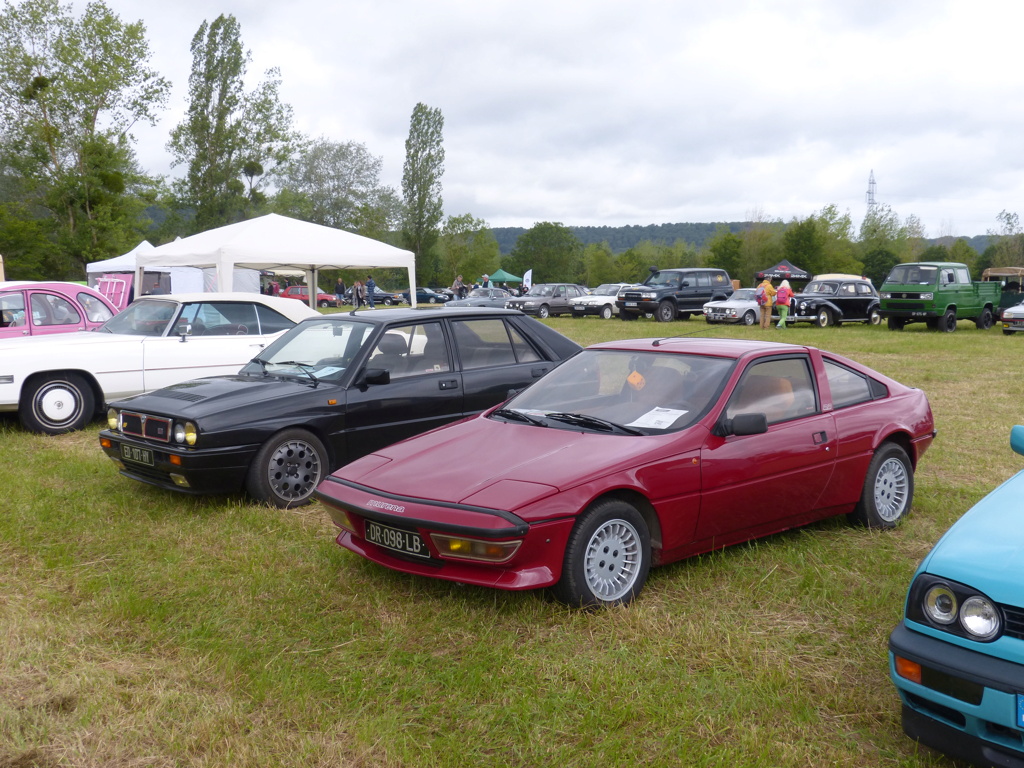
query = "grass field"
xmin=1 ymin=315 xmax=1018 ymax=767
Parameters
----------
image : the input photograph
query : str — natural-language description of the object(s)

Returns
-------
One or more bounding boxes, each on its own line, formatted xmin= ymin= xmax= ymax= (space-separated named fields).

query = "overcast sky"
xmin=80 ymin=0 xmax=1024 ymax=237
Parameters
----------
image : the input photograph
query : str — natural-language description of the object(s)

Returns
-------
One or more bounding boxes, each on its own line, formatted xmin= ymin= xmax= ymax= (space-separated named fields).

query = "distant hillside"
xmin=491 ymin=222 xmax=751 ymax=254
xmin=492 ymin=224 xmax=992 ymax=256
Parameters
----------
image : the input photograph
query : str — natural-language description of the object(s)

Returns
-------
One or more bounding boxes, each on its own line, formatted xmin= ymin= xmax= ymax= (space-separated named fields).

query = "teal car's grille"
xmin=1003 ymin=604 xmax=1024 ymax=640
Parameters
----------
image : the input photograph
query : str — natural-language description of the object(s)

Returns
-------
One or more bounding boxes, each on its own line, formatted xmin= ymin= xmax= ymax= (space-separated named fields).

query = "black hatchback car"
xmin=786 ymin=275 xmax=881 ymax=327
xmin=99 ymin=307 xmax=582 ymax=507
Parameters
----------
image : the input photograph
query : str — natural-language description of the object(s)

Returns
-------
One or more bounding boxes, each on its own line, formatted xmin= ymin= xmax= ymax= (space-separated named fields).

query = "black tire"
xmin=20 ymin=373 xmax=96 ymax=434
xmin=600 ymin=305 xmax=613 ymax=320
xmin=428 ymin=297 xmax=436 ymax=304
xmin=552 ymin=499 xmax=651 ymax=607
xmin=571 ymin=311 xmax=583 ymax=318
xmin=887 ymin=317 xmax=905 ymax=331
xmin=815 ymin=307 xmax=832 ymax=328
xmin=975 ymin=308 xmax=993 ymax=330
xmin=655 ymin=301 xmax=675 ymax=322
xmin=383 ymin=298 xmax=393 ymax=306
xmin=619 ymin=311 xmax=637 ymax=321
xmin=868 ymin=308 xmax=881 ymax=325
xmin=318 ymin=299 xmax=330 ymax=308
xmin=848 ymin=443 xmax=914 ymax=529
xmin=742 ymin=310 xmax=757 ymax=326
xmin=246 ymin=429 xmax=327 ymax=508
xmin=1004 ymin=329 xmax=1015 ymax=336
xmin=925 ymin=319 xmax=939 ymax=330
xmin=941 ymin=309 xmax=957 ymax=333
xmin=537 ymin=304 xmax=550 ymax=319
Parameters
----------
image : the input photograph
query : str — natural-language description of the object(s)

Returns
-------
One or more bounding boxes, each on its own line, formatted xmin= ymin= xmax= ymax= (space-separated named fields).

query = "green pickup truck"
xmin=879 ymin=261 xmax=999 ymax=332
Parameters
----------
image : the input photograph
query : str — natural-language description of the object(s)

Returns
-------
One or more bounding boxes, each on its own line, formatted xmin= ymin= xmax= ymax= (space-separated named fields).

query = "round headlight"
xmin=107 ymin=408 xmax=119 ymax=430
xmin=960 ymin=596 xmax=1001 ymax=640
xmin=183 ymin=421 xmax=198 ymax=446
xmin=173 ymin=423 xmax=186 ymax=444
xmin=172 ymin=421 xmax=198 ymax=446
xmin=924 ymin=584 xmax=958 ymax=624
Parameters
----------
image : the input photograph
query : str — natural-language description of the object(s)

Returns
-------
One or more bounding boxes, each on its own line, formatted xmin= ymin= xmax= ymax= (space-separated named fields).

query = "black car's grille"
xmin=1002 ymin=604 xmax=1024 ymax=640
xmin=119 ymin=411 xmax=172 ymax=442
xmin=619 ymin=291 xmax=645 ymax=301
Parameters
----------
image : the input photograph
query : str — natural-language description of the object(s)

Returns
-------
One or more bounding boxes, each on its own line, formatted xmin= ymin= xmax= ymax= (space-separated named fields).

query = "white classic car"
xmin=703 ymin=288 xmax=760 ymax=325
xmin=0 ymin=292 xmax=319 ymax=434
xmin=570 ymin=283 xmax=636 ymax=319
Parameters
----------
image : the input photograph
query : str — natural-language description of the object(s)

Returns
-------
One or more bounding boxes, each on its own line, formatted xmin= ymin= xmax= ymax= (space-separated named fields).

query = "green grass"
xmin=0 ymin=316 xmax=1014 ymax=766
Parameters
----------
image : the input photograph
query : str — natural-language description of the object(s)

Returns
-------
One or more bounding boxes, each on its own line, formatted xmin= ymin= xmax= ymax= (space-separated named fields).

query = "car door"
xmin=697 ymin=355 xmax=838 ymax=544
xmin=451 ymin=317 xmax=558 ymax=413
xmin=343 ymin=320 xmax=463 ymax=459
xmin=28 ymin=290 xmax=87 ymax=335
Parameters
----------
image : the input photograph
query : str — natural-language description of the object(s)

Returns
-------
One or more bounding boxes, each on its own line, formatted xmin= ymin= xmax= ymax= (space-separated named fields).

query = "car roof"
xmin=323 ymin=306 xmax=531 ymax=323
xmin=587 ymin=337 xmax=811 ymax=360
xmin=131 ymin=292 xmax=319 ymax=321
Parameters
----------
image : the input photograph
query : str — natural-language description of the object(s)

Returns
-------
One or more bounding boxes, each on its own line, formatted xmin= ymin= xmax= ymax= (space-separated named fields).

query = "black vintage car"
xmin=99 ymin=307 xmax=582 ymax=508
xmin=786 ymin=275 xmax=881 ymax=327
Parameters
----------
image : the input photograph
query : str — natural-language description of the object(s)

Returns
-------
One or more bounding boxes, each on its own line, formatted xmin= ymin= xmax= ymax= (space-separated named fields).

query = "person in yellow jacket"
xmin=756 ymin=276 xmax=777 ymax=329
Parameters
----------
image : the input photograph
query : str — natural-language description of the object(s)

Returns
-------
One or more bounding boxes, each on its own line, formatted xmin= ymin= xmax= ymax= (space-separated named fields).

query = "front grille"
xmin=119 ymin=411 xmax=172 ymax=442
xmin=1002 ymin=604 xmax=1024 ymax=640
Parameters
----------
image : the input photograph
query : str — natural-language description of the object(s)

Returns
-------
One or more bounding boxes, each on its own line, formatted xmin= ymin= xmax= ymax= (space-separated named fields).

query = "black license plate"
xmin=365 ymin=520 xmax=430 ymax=558
xmin=120 ymin=443 xmax=153 ymax=466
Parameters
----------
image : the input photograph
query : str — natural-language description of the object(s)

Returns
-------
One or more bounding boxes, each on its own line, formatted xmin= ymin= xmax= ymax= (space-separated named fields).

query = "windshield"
xmin=803 ymin=281 xmax=838 ymax=295
xmin=240 ymin=318 xmax=376 ymax=381
xmin=495 ymin=349 xmax=735 ymax=434
xmin=99 ymin=299 xmax=179 ymax=336
xmin=593 ymin=284 xmax=621 ymax=295
xmin=731 ymin=289 xmax=755 ymax=301
xmin=645 ymin=271 xmax=683 ymax=288
xmin=885 ymin=265 xmax=938 ymax=285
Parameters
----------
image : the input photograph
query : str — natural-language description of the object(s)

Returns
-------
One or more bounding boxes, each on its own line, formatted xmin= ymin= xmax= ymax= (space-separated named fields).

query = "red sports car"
xmin=315 ymin=338 xmax=936 ymax=606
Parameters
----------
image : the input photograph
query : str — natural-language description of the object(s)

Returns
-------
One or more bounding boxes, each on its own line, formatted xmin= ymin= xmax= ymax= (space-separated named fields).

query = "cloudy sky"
xmin=81 ymin=0 xmax=1024 ymax=237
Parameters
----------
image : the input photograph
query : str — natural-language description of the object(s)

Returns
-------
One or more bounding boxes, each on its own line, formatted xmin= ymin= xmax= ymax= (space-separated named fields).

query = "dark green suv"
xmin=616 ymin=268 xmax=734 ymax=322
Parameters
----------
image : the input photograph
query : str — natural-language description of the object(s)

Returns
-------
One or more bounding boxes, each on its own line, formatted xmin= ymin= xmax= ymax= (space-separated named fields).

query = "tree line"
xmin=1 ymin=0 xmax=1021 ymax=292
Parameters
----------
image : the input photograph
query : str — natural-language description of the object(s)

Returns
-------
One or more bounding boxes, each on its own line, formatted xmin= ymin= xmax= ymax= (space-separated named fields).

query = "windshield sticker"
xmin=317 ymin=366 xmax=344 ymax=376
xmin=626 ymin=407 xmax=688 ymax=429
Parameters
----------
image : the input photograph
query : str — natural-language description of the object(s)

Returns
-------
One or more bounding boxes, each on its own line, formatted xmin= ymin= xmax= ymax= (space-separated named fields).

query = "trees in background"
xmin=437 ymin=213 xmax=499 ymax=287
xmin=0 ymin=0 xmax=169 ymax=275
xmin=168 ymin=14 xmax=299 ymax=233
xmin=505 ymin=222 xmax=583 ymax=283
xmin=401 ymin=102 xmax=444 ymax=285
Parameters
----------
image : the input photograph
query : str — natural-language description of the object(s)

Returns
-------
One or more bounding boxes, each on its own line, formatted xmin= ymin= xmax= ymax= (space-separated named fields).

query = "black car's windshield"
xmin=803 ymin=281 xmax=838 ymax=295
xmin=99 ymin=299 xmax=178 ymax=336
xmin=240 ymin=318 xmax=375 ymax=381
xmin=492 ymin=349 xmax=735 ymax=434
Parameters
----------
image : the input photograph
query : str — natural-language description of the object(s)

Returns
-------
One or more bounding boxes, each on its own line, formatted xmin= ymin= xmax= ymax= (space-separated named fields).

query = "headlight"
xmin=107 ymin=408 xmax=119 ymax=430
xmin=173 ymin=421 xmax=198 ymax=446
xmin=923 ymin=584 xmax=958 ymax=624
xmin=961 ymin=596 xmax=1000 ymax=639
xmin=640 ymin=291 xmax=657 ymax=300
xmin=920 ymin=292 xmax=933 ymax=300
xmin=430 ymin=533 xmax=522 ymax=563
xmin=881 ymin=292 xmax=891 ymax=299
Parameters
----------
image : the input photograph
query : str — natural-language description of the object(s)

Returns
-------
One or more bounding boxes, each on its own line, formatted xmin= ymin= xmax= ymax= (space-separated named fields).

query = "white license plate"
xmin=365 ymin=520 xmax=430 ymax=558
xmin=573 ymin=305 xmax=586 ymax=311
xmin=120 ymin=443 xmax=153 ymax=466
xmin=625 ymin=301 xmax=638 ymax=307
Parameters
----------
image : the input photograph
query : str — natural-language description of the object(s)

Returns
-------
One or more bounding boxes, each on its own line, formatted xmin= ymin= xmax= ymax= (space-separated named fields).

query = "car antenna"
xmin=652 ymin=329 xmax=719 ymax=346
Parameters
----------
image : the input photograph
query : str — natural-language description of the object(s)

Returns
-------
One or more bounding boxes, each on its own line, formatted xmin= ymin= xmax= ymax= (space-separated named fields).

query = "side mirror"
xmin=717 ymin=412 xmax=768 ymax=437
xmin=361 ymin=367 xmax=391 ymax=386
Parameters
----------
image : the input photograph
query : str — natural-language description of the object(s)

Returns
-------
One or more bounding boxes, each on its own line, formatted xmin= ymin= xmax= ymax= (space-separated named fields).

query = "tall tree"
xmin=505 ymin=222 xmax=583 ymax=283
xmin=0 ymin=0 xmax=169 ymax=275
xmin=401 ymin=102 xmax=444 ymax=284
xmin=168 ymin=14 xmax=298 ymax=232
xmin=986 ymin=210 xmax=1024 ymax=267
xmin=581 ymin=242 xmax=618 ymax=286
xmin=705 ymin=227 xmax=743 ymax=279
xmin=782 ymin=217 xmax=826 ymax=276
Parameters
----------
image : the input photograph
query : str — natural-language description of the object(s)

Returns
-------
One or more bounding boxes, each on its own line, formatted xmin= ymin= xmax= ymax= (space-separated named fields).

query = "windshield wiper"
xmin=545 ymin=412 xmax=644 ymax=435
xmin=275 ymin=360 xmax=320 ymax=387
xmin=249 ymin=357 xmax=270 ymax=376
xmin=492 ymin=408 xmax=548 ymax=427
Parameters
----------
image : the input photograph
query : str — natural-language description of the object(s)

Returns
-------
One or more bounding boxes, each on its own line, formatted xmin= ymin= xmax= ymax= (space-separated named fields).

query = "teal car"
xmin=889 ymin=425 xmax=1024 ymax=766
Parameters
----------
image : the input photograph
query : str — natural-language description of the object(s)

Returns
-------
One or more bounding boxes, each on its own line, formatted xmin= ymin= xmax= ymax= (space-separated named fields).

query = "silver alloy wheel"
xmin=873 ymin=456 xmax=910 ymax=522
xmin=265 ymin=437 xmax=323 ymax=503
xmin=583 ymin=518 xmax=643 ymax=601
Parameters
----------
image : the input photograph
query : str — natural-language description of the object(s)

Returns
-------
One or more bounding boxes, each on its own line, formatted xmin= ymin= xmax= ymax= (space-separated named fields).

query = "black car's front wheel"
xmin=552 ymin=499 xmax=651 ymax=607
xmin=816 ymin=308 xmax=833 ymax=327
xmin=655 ymin=301 xmax=675 ymax=322
xmin=246 ymin=429 xmax=327 ymax=508
xmin=848 ymin=442 xmax=913 ymax=529
xmin=20 ymin=372 xmax=95 ymax=434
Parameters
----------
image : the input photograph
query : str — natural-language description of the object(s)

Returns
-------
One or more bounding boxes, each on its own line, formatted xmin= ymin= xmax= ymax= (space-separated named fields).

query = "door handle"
xmin=531 ymin=366 xmax=549 ymax=378
xmin=439 ymin=379 xmax=459 ymax=390
xmin=812 ymin=431 xmax=828 ymax=445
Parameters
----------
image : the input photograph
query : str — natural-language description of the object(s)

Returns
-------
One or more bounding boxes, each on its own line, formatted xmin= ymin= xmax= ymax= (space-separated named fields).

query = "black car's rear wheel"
xmin=655 ymin=301 xmax=675 ymax=322
xmin=552 ymin=499 xmax=651 ymax=607
xmin=246 ymin=429 xmax=327 ymax=508
xmin=868 ymin=308 xmax=881 ymax=325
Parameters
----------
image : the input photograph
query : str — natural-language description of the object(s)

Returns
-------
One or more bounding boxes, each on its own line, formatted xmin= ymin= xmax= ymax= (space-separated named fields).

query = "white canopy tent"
xmin=135 ymin=214 xmax=418 ymax=309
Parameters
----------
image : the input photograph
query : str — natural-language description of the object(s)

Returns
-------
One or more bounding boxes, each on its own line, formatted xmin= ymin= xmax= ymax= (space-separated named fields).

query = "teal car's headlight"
xmin=909 ymin=575 xmax=1002 ymax=642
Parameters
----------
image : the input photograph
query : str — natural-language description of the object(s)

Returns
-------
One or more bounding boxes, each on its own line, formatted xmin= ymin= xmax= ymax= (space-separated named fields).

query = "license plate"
xmin=365 ymin=520 xmax=430 ymax=558
xmin=120 ymin=443 xmax=153 ymax=466
xmin=573 ymin=305 xmax=585 ymax=311
xmin=625 ymin=301 xmax=638 ymax=307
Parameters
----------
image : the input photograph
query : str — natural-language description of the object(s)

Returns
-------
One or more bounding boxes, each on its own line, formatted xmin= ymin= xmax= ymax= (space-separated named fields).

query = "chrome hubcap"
xmin=584 ymin=519 xmax=642 ymax=601
xmin=874 ymin=457 xmax=909 ymax=522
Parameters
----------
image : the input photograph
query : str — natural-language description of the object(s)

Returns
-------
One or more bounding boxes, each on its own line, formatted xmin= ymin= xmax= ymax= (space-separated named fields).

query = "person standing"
xmin=756 ymin=276 xmax=776 ymax=330
xmin=335 ymin=277 xmax=347 ymax=305
xmin=775 ymin=280 xmax=793 ymax=329
xmin=366 ymin=275 xmax=376 ymax=309
xmin=353 ymin=280 xmax=364 ymax=309
xmin=481 ymin=274 xmax=492 ymax=288
xmin=451 ymin=274 xmax=465 ymax=299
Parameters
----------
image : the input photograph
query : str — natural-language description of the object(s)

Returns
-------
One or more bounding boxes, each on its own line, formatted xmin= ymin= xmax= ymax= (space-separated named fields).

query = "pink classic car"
xmin=0 ymin=282 xmax=119 ymax=339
